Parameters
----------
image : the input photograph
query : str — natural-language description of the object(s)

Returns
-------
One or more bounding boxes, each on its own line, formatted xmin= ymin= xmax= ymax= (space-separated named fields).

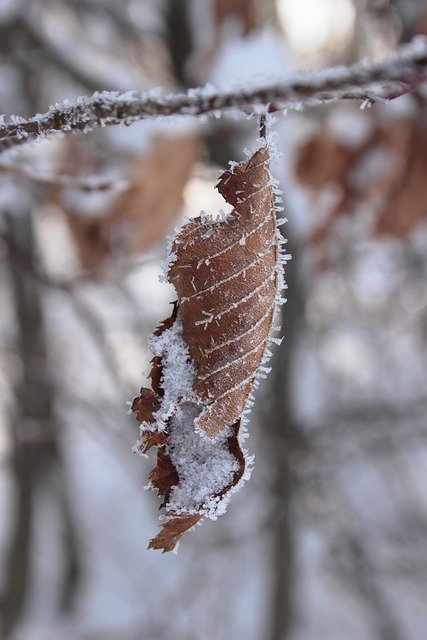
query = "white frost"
xmin=138 ymin=311 xmax=241 ymax=517
xmin=167 ymin=403 xmax=239 ymax=518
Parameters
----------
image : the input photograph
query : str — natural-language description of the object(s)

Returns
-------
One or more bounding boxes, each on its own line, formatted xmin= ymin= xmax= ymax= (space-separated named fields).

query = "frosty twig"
xmin=0 ymin=37 xmax=426 ymax=152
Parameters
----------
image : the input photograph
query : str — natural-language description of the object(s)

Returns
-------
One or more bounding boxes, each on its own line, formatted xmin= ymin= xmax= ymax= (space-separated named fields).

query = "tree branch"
xmin=0 ymin=37 xmax=426 ymax=152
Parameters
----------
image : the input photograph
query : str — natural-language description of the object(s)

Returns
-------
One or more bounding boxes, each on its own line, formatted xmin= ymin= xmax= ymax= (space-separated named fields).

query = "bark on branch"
xmin=0 ymin=37 xmax=426 ymax=152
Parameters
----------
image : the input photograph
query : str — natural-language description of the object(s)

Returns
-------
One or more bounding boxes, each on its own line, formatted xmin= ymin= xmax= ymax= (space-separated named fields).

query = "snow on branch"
xmin=1 ymin=37 xmax=427 ymax=152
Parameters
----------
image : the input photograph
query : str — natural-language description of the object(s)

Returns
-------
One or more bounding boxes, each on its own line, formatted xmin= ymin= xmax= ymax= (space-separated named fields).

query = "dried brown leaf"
xmin=169 ymin=146 xmax=280 ymax=438
xmin=132 ymin=142 xmax=286 ymax=551
xmin=148 ymin=515 xmax=202 ymax=553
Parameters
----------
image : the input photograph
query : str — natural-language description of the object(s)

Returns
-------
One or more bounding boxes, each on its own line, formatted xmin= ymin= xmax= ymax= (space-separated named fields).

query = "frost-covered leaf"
xmin=132 ymin=140 xmax=287 ymax=552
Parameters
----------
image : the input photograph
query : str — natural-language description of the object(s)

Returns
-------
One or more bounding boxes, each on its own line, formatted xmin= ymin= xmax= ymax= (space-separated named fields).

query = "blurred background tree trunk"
xmin=1 ymin=207 xmax=80 ymax=638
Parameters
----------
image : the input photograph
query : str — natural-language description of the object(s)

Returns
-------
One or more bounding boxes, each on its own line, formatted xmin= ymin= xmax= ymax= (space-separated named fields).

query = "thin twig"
xmin=0 ymin=159 xmax=129 ymax=192
xmin=0 ymin=37 xmax=426 ymax=152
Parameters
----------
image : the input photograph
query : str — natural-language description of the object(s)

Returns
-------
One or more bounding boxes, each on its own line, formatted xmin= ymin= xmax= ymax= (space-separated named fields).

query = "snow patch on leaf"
xmin=167 ymin=402 xmax=239 ymax=517
xmin=146 ymin=313 xmax=198 ymax=431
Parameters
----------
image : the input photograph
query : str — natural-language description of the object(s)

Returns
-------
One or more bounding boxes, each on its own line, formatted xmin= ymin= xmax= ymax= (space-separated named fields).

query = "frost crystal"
xmin=138 ymin=312 xmax=240 ymax=517
xmin=149 ymin=314 xmax=196 ymax=423
xmin=167 ymin=403 xmax=239 ymax=517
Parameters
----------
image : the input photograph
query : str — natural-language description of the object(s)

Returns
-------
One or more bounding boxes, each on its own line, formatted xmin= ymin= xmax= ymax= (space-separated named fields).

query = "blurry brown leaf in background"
xmin=113 ymin=133 xmax=201 ymax=254
xmin=193 ymin=0 xmax=277 ymax=82
xmin=373 ymin=120 xmax=427 ymax=237
xmin=214 ymin=0 xmax=258 ymax=37
xmin=49 ymin=133 xmax=200 ymax=277
xmin=295 ymin=127 xmax=363 ymax=191
xmin=295 ymin=113 xmax=427 ymax=267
